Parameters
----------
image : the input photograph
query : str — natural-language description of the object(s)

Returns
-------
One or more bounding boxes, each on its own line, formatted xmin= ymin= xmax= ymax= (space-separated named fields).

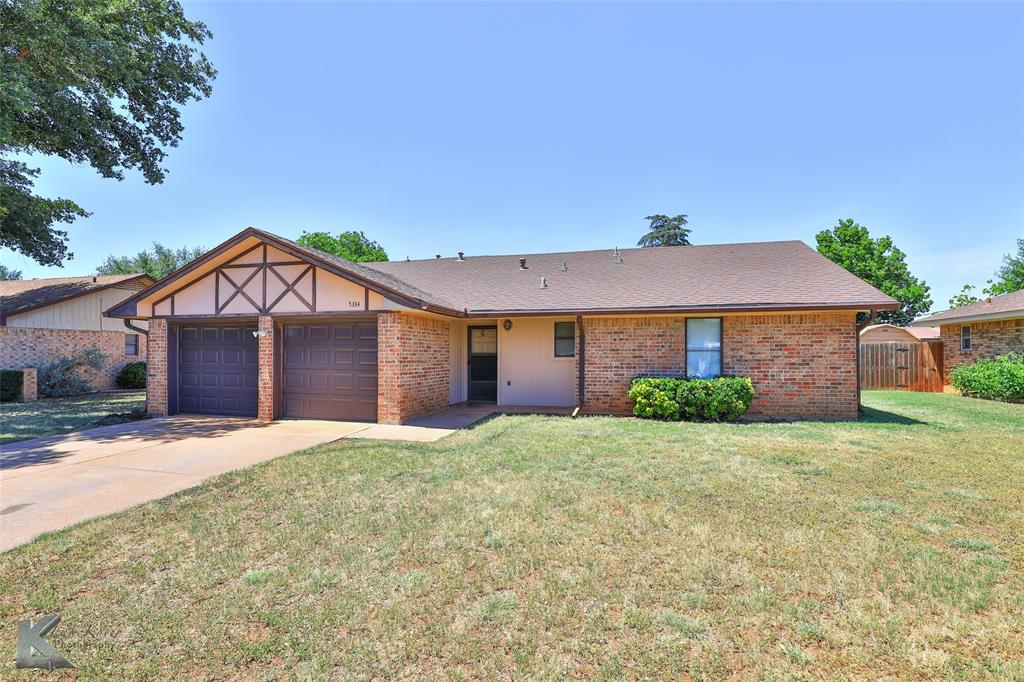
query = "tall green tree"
xmin=97 ymin=243 xmax=206 ymax=280
xmin=297 ymin=231 xmax=388 ymax=263
xmin=949 ymin=284 xmax=980 ymax=309
xmin=815 ymin=219 xmax=933 ymax=325
xmin=986 ymin=238 xmax=1024 ymax=296
xmin=1 ymin=0 xmax=216 ymax=266
xmin=637 ymin=214 xmax=691 ymax=247
xmin=0 ymin=263 xmax=22 ymax=280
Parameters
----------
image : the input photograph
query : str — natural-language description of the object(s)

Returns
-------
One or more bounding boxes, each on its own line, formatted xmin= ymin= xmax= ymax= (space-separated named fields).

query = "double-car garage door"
xmin=176 ymin=320 xmax=377 ymax=421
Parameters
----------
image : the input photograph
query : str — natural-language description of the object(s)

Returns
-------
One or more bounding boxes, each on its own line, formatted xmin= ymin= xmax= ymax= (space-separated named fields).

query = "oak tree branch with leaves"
xmin=0 ymin=0 xmax=216 ymax=266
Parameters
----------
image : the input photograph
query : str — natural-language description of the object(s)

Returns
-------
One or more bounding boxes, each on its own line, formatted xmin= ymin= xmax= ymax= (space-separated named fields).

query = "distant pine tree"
xmin=637 ymin=214 xmax=691 ymax=247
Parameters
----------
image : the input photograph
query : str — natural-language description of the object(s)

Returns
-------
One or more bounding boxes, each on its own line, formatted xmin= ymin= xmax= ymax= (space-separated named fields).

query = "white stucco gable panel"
xmin=316 ymin=268 xmax=366 ymax=312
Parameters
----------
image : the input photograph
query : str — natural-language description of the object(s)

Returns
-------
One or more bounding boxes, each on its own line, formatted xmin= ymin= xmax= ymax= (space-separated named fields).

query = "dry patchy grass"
xmin=1 ymin=391 xmax=1022 ymax=679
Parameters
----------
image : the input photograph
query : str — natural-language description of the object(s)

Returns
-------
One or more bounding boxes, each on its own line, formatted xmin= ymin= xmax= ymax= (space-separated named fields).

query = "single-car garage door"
xmin=178 ymin=324 xmax=259 ymax=417
xmin=283 ymin=321 xmax=378 ymax=421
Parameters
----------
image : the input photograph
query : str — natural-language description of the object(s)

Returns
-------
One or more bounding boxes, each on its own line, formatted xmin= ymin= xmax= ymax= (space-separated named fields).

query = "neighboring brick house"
xmin=1 ymin=274 xmax=154 ymax=390
xmin=106 ymin=227 xmax=898 ymax=424
xmin=912 ymin=290 xmax=1024 ymax=383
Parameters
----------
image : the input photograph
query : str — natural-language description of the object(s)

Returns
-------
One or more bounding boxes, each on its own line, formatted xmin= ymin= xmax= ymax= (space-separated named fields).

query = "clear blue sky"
xmin=7 ymin=1 xmax=1023 ymax=311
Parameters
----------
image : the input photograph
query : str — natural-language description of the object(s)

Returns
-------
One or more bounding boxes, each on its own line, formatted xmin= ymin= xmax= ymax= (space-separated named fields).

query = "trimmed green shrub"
xmin=0 ymin=369 xmax=24 ymax=402
xmin=628 ymin=376 xmax=755 ymax=422
xmin=116 ymin=361 xmax=147 ymax=389
xmin=628 ymin=378 xmax=682 ymax=420
xmin=38 ymin=348 xmax=108 ymax=398
xmin=950 ymin=352 xmax=1024 ymax=402
xmin=676 ymin=377 xmax=755 ymax=422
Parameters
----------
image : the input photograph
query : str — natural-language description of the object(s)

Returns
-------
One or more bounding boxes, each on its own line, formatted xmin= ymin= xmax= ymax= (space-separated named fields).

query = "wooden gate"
xmin=860 ymin=341 xmax=944 ymax=392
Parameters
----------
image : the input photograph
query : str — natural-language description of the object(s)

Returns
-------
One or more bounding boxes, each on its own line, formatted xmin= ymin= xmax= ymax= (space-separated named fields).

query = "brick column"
xmin=20 ymin=368 xmax=37 ymax=402
xmin=378 ymin=312 xmax=450 ymax=424
xmin=147 ymin=319 xmax=169 ymax=416
xmin=257 ymin=315 xmax=275 ymax=421
xmin=378 ymin=312 xmax=402 ymax=424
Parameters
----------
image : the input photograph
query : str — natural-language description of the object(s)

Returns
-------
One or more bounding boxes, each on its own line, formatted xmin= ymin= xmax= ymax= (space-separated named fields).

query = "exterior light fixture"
xmin=252 ymin=329 xmax=269 ymax=338
xmin=503 ymin=319 xmax=513 ymax=331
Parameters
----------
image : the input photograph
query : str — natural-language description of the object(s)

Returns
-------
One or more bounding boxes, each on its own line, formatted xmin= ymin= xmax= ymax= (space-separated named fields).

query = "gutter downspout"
xmin=124 ymin=319 xmax=149 ymax=336
xmin=855 ymin=309 xmax=878 ymax=413
xmin=574 ymin=314 xmax=585 ymax=417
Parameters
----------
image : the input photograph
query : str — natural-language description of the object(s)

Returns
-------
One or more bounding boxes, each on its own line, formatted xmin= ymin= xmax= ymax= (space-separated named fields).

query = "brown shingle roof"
xmin=365 ymin=240 xmax=898 ymax=314
xmin=1 ymin=274 xmax=152 ymax=323
xmin=912 ymin=289 xmax=1024 ymax=326
xmin=254 ymin=230 xmax=462 ymax=312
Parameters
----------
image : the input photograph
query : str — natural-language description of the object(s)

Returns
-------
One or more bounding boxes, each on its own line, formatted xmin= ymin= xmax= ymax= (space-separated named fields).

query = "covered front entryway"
xmin=282 ymin=320 xmax=378 ymax=421
xmin=467 ymin=325 xmax=498 ymax=401
xmin=177 ymin=323 xmax=259 ymax=416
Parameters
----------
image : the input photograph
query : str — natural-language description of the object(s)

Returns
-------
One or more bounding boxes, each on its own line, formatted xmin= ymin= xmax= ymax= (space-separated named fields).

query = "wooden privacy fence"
xmin=860 ymin=340 xmax=944 ymax=392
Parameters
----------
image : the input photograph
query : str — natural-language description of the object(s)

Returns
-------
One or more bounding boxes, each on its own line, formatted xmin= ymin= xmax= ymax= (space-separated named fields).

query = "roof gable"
xmin=1 ymin=274 xmax=152 ymax=323
xmin=105 ymin=228 xmax=462 ymax=319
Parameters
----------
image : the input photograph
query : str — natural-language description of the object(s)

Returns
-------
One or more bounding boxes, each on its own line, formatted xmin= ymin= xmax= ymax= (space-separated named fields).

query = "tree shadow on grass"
xmin=858 ymin=406 xmax=928 ymax=425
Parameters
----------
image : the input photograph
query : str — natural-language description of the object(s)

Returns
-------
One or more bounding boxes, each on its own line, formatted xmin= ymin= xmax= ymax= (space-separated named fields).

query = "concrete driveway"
xmin=0 ymin=416 xmax=416 ymax=552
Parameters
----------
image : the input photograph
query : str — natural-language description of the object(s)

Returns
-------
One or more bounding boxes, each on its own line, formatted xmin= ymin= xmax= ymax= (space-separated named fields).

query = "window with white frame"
xmin=961 ymin=325 xmax=971 ymax=351
xmin=686 ymin=318 xmax=722 ymax=378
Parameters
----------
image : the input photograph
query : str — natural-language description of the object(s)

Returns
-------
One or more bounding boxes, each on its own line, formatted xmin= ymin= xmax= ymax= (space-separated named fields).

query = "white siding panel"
xmin=449 ymin=320 xmax=467 ymax=403
xmin=497 ymin=317 xmax=575 ymax=406
xmin=7 ymin=287 xmax=142 ymax=332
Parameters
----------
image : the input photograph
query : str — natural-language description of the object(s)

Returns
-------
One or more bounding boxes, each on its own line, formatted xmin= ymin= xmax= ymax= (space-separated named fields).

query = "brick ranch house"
xmin=104 ymin=227 xmax=898 ymax=424
xmin=911 ymin=289 xmax=1024 ymax=383
xmin=1 ymin=274 xmax=154 ymax=390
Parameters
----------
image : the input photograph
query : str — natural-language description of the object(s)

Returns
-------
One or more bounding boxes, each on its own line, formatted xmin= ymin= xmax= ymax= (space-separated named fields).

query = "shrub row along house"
xmin=104 ymin=227 xmax=898 ymax=423
xmin=912 ymin=289 xmax=1024 ymax=383
xmin=1 ymin=275 xmax=153 ymax=391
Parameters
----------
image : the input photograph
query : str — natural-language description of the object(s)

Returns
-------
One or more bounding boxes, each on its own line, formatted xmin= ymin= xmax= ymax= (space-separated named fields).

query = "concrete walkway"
xmin=0 ymin=414 xmax=461 ymax=552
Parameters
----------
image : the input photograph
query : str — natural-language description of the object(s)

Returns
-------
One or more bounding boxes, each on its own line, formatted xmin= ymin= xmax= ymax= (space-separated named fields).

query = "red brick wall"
xmin=723 ymin=312 xmax=858 ymax=420
xmin=378 ymin=312 xmax=450 ymax=424
xmin=580 ymin=312 xmax=859 ymax=420
xmin=582 ymin=316 xmax=685 ymax=415
xmin=147 ymin=319 xmax=168 ymax=416
xmin=0 ymin=326 xmax=147 ymax=392
xmin=257 ymin=315 xmax=275 ymax=421
xmin=940 ymin=318 xmax=1024 ymax=383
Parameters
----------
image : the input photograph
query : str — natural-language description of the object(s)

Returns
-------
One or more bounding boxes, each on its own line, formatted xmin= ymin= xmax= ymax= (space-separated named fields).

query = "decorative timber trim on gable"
xmin=104 ymin=228 xmax=464 ymax=320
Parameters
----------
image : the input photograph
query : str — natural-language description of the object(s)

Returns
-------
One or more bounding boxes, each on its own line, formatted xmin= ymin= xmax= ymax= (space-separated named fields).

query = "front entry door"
xmin=468 ymin=326 xmax=498 ymax=402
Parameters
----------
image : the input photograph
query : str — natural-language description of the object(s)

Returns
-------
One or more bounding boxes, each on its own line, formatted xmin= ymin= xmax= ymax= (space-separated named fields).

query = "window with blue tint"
xmin=686 ymin=318 xmax=722 ymax=378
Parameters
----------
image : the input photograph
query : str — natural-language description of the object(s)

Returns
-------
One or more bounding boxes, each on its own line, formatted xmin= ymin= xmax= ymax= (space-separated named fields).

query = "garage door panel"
xmin=177 ymin=324 xmax=258 ymax=417
xmin=283 ymin=320 xmax=377 ymax=421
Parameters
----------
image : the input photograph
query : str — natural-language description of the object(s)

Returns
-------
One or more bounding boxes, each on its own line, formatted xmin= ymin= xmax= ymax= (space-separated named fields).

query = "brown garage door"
xmin=282 ymin=321 xmax=378 ymax=421
xmin=178 ymin=324 xmax=259 ymax=417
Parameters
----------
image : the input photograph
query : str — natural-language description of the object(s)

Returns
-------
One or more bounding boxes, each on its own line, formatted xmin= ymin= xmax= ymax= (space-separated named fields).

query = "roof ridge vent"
xmin=457 ymin=251 xmax=465 ymax=261
xmin=519 ymin=257 xmax=528 ymax=270
xmin=435 ymin=254 xmax=441 ymax=259
xmin=560 ymin=260 xmax=568 ymax=272
xmin=539 ymin=276 xmax=548 ymax=289
xmin=615 ymin=250 xmax=624 ymax=264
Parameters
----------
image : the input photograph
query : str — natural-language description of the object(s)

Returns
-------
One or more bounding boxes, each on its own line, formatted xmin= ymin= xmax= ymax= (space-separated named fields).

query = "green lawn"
xmin=0 ymin=391 xmax=146 ymax=445
xmin=1 ymin=392 xmax=1022 ymax=679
